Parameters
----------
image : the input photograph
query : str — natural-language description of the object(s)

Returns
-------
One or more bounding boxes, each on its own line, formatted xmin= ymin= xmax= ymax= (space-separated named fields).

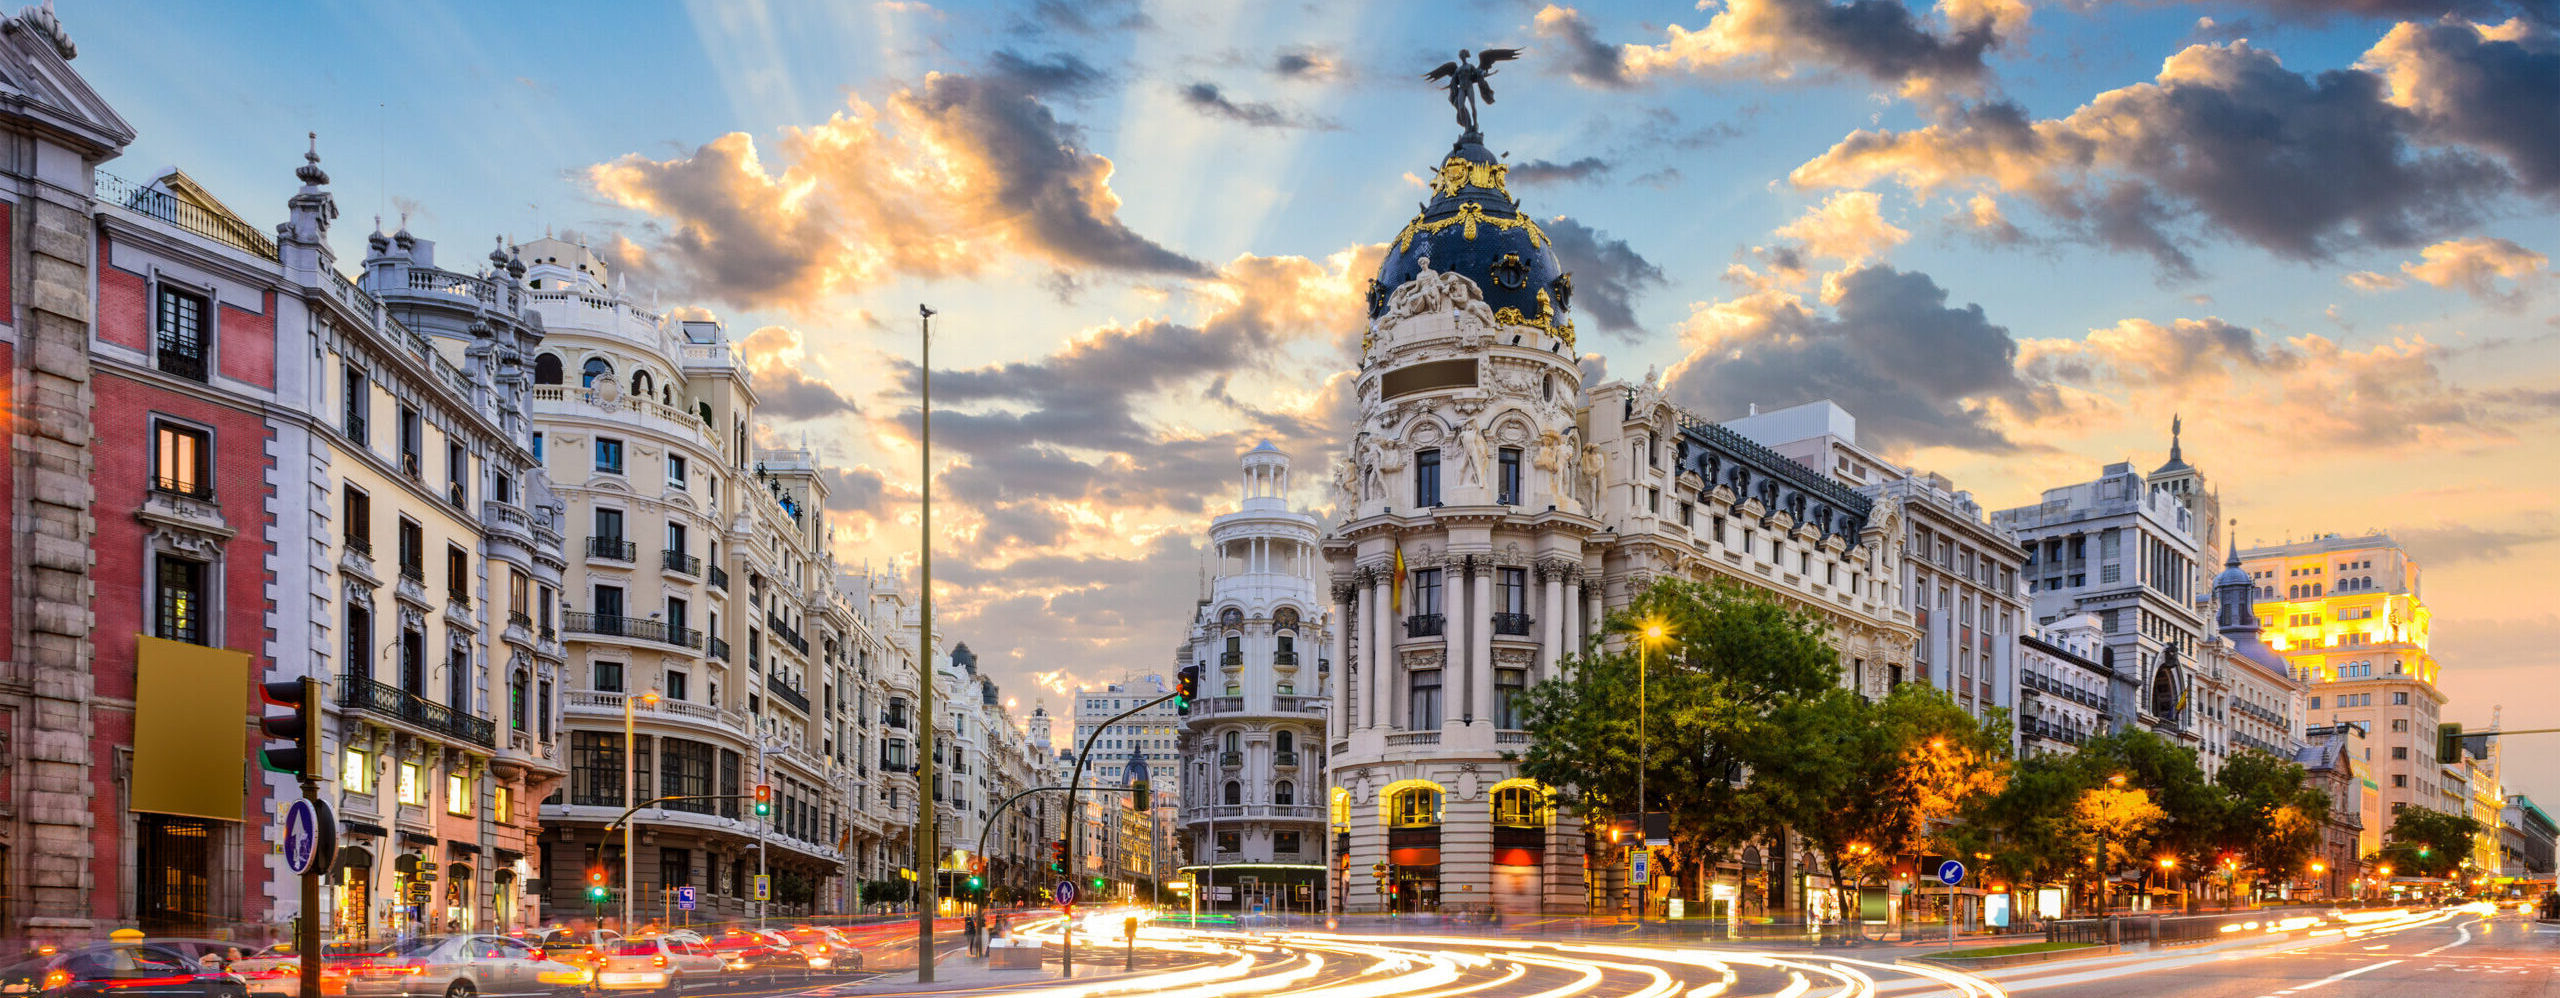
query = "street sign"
xmin=676 ymin=886 xmax=697 ymax=911
xmin=753 ymin=874 xmax=770 ymax=901
xmin=281 ymin=798 xmax=336 ymax=876
xmin=1937 ymin=860 xmax=1966 ymax=887
xmin=1056 ymin=880 xmax=1078 ymax=906
xmin=1629 ymin=847 xmax=1651 ymax=885
xmin=405 ymin=881 xmax=432 ymax=905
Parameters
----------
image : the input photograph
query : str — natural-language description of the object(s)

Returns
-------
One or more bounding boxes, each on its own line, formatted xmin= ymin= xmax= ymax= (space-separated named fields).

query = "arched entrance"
xmin=1379 ymin=780 xmax=1444 ymax=912
xmin=1487 ymin=779 xmax=1551 ymax=917
xmin=333 ymin=846 xmax=376 ymax=942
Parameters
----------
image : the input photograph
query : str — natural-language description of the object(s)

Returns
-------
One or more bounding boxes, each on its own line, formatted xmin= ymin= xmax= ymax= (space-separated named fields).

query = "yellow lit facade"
xmin=2239 ymin=534 xmax=2444 ymax=819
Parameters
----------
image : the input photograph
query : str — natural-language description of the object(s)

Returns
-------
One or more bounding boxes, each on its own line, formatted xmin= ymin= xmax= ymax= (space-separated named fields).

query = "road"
xmin=2012 ymin=906 xmax=2560 ymax=998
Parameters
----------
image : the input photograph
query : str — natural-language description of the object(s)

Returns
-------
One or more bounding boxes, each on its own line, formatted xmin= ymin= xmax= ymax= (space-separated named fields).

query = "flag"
xmin=1391 ymin=544 xmax=1407 ymax=615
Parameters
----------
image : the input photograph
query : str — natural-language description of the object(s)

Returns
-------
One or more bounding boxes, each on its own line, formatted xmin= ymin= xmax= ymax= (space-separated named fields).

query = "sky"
xmin=68 ymin=0 xmax=2560 ymax=802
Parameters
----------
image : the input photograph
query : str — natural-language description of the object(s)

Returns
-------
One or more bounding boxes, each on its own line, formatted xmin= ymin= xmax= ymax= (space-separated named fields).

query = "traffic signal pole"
xmin=1063 ymin=689 xmax=1180 ymax=979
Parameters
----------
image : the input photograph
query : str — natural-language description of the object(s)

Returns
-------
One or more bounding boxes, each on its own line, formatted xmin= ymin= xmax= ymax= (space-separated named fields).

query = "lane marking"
xmin=2279 ymin=959 xmax=2401 ymax=992
xmin=2415 ymin=920 xmax=2475 ymax=958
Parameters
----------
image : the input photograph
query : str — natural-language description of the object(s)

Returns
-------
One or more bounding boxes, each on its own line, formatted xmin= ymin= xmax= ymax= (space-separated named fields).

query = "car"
xmin=593 ymin=939 xmax=720 ymax=993
xmin=0 ymin=942 xmax=252 ymax=998
xmin=339 ymin=935 xmax=589 ymax=998
xmin=508 ymin=933 xmax=616 ymax=980
xmin=222 ymin=944 xmax=367 ymax=998
xmin=699 ymin=932 xmax=809 ymax=984
xmin=773 ymin=928 xmax=863 ymax=975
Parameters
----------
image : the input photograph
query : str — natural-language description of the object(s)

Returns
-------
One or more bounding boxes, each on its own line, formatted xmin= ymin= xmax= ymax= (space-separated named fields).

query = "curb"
xmin=1899 ymin=943 xmax=2121 ymax=970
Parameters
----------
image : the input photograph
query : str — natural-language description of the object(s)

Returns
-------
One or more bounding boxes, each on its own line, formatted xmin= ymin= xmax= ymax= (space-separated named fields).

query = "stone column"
xmin=1540 ymin=565 xmax=1567 ymax=679
xmin=1470 ymin=567 xmax=1494 ymax=725
xmin=1441 ymin=559 xmax=1464 ymax=730
xmin=1332 ymin=583 xmax=1355 ymax=736
xmin=1564 ymin=581 xmax=1584 ymax=666
xmin=1370 ymin=571 xmax=1392 ymax=730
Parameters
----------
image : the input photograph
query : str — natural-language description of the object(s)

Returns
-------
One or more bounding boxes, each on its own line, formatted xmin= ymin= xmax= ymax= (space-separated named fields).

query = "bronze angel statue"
xmin=1424 ymin=48 xmax=1520 ymax=134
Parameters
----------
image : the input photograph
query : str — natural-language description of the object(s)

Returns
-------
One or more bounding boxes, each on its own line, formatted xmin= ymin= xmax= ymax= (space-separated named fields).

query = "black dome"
xmin=1369 ymin=133 xmax=1576 ymax=346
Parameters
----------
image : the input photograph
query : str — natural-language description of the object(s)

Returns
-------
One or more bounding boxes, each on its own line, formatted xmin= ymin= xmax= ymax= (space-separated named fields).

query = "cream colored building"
xmin=2239 ymin=534 xmax=2445 ymax=821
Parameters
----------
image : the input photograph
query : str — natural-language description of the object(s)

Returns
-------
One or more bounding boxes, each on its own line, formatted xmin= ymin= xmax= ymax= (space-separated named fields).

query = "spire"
xmin=296 ymin=132 xmax=329 ymax=187
xmin=2170 ymin=413 xmax=2183 ymax=464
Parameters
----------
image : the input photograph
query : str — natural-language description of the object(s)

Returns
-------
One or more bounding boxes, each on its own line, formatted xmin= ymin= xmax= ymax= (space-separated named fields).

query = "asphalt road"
xmin=2016 ymin=907 xmax=2560 ymax=998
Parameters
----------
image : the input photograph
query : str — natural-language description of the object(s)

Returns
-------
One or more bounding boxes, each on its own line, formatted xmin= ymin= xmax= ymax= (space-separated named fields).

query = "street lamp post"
xmin=1634 ymin=618 xmax=1668 ymax=926
xmin=914 ymin=304 xmax=938 ymax=983
xmin=622 ymin=688 xmax=661 ymax=930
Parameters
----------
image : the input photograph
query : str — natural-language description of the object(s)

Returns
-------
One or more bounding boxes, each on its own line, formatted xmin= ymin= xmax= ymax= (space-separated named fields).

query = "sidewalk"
xmin=834 ymin=944 xmax=1219 ymax=995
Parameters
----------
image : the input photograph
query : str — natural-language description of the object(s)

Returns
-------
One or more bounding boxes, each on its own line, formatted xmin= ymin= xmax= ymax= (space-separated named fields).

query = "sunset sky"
xmin=76 ymin=0 xmax=2560 ymax=798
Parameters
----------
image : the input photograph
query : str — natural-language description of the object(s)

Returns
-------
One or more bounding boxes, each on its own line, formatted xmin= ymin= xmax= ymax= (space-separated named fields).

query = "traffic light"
xmin=258 ymin=677 xmax=319 ymax=778
xmin=965 ymin=875 xmax=983 ymax=894
xmin=1174 ymin=666 xmax=1199 ymax=714
xmin=1132 ymin=780 xmax=1150 ymax=810
xmin=754 ymin=783 xmax=772 ymax=816
xmin=2438 ymin=722 xmax=2464 ymax=763
xmin=587 ymin=868 xmax=609 ymax=902
xmin=1050 ymin=839 xmax=1067 ymax=873
xmin=1091 ymin=876 xmax=1106 ymax=892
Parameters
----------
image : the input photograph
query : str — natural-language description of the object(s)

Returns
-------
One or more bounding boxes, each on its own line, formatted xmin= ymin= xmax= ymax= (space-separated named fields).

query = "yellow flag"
xmin=1392 ymin=544 xmax=1407 ymax=616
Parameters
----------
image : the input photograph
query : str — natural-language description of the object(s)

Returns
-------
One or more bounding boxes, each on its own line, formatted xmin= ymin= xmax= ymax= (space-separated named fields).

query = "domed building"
xmin=1323 ymin=120 xmax=1914 ymax=918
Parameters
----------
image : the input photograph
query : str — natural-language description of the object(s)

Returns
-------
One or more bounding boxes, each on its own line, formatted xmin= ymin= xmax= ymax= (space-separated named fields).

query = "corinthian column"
xmin=1333 ymin=582 xmax=1356 ymax=734
xmin=1470 ymin=565 xmax=1494 ymax=725
xmin=1371 ymin=569 xmax=1393 ymax=729
xmin=1541 ymin=563 xmax=1566 ymax=679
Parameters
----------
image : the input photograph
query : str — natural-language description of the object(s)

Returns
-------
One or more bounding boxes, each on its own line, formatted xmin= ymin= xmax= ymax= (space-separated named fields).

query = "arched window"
xmin=533 ymin=353 xmax=563 ymax=385
xmin=1221 ymin=607 xmax=1244 ymax=628
xmin=1276 ymin=730 xmax=1294 ymax=754
xmin=509 ymin=670 xmax=530 ymax=731
xmin=1221 ymin=731 xmax=1240 ymax=752
xmin=1331 ymin=787 xmax=1351 ymax=830
xmin=697 ymin=402 xmax=714 ymax=425
xmin=631 ymin=370 xmax=653 ymax=398
xmin=1274 ymin=781 xmax=1295 ymax=805
xmin=1223 ymin=781 xmax=1242 ymax=806
xmin=1390 ymin=786 xmax=1441 ymax=827
xmin=581 ymin=357 xmax=613 ymax=388
xmin=1492 ymin=785 xmax=1544 ymax=827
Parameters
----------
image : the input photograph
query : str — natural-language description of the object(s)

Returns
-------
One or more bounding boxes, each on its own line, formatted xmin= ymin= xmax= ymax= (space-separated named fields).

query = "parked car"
xmin=340 ymin=935 xmax=589 ymax=998
xmin=699 ymin=932 xmax=809 ymax=984
xmin=0 ymin=942 xmax=252 ymax=998
xmin=774 ymin=928 xmax=863 ymax=974
xmin=593 ymin=939 xmax=720 ymax=993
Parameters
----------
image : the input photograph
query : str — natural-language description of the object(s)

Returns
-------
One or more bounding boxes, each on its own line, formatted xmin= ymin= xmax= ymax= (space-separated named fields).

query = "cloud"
xmin=1271 ymin=48 xmax=1337 ymax=80
xmin=1614 ymin=0 xmax=2025 ymax=97
xmin=1772 ymin=190 xmax=1911 ymax=264
xmin=1663 ymin=265 xmax=2049 ymax=451
xmin=1178 ymin=82 xmax=1334 ymax=130
xmin=733 ymin=325 xmax=862 ymax=421
xmin=1792 ymin=41 xmax=2511 ymax=273
xmin=2361 ymin=19 xmax=2560 ymax=193
xmin=2394 ymin=521 xmax=2560 ymax=565
xmin=1534 ymin=5 xmax=1633 ymax=89
xmin=589 ymin=67 xmax=1206 ymax=310
xmin=2397 ymin=235 xmax=2548 ymax=302
xmin=984 ymin=49 xmax=1107 ymax=97
xmin=2344 ymin=270 xmax=2406 ymax=292
xmin=1542 ymin=217 xmax=1668 ymax=340
xmin=1012 ymin=0 xmax=1150 ymax=35
xmin=1511 ymin=156 xmax=1613 ymax=184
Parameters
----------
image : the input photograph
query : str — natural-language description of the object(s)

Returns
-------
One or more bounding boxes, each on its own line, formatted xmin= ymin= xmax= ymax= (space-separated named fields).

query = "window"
xmin=343 ymin=365 xmax=369 ymax=443
xmin=595 ymin=437 xmax=624 ymax=474
xmin=593 ymin=507 xmax=625 ymax=544
xmin=2392 ymin=746 xmax=2408 ymax=760
xmin=1413 ymin=448 xmax=1442 ymax=506
xmin=1275 ymin=781 xmax=1295 ymax=805
xmin=1409 ymin=669 xmax=1443 ymax=729
xmin=2309 ymin=697 xmax=2321 ymax=709
xmin=581 ymin=356 xmax=613 ymax=388
xmin=1223 ymin=781 xmax=1242 ymax=806
xmin=1216 ymin=830 xmax=1241 ymax=853
xmin=667 ymin=455 xmax=687 ymax=487
xmin=154 ymin=286 xmax=209 ymax=380
xmin=1492 ymin=785 xmax=1543 ymax=827
xmin=665 ymin=668 xmax=689 ymax=702
xmin=342 ymin=746 xmax=374 ymax=795
xmin=397 ymin=406 xmax=421 ymax=478
xmin=531 ymin=432 xmax=544 ymax=462
xmin=446 ymin=545 xmax=469 ymax=602
xmin=2393 ymin=774 xmax=2408 ymax=788
xmin=1495 ymin=668 xmax=1527 ymax=728
xmin=153 ymin=555 xmax=208 ymax=644
xmin=493 ymin=785 xmax=513 ymax=824
xmin=509 ymin=671 xmax=529 ymax=730
xmin=1497 ymin=447 xmax=1522 ymax=504
xmin=1498 ymin=566 xmax=1527 ymax=615
xmin=1390 ymin=786 xmax=1441 ymax=826
xmin=398 ymin=761 xmax=424 ymax=805
xmin=343 ymin=486 xmax=371 ymax=555
xmin=594 ymin=660 xmax=625 ymax=693
xmin=1412 ymin=568 xmax=1443 ymax=617
xmin=2393 ymin=692 xmax=2409 ymax=705
xmin=447 ymin=442 xmax=470 ymax=506
xmin=446 ymin=772 xmax=473 ymax=815
xmin=1275 ymin=830 xmax=1302 ymax=854
xmin=2391 ymin=719 xmax=2409 ymax=732
xmin=152 ymin=421 xmax=212 ymax=498
xmin=533 ymin=353 xmax=563 ymax=385
xmin=570 ymin=732 xmax=623 ymax=807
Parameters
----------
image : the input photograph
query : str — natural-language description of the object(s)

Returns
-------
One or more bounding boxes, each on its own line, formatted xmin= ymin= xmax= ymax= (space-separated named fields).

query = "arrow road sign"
xmin=282 ymin=798 xmax=336 ymax=876
xmin=1937 ymin=860 xmax=1966 ymax=887
xmin=1055 ymin=880 xmax=1078 ymax=906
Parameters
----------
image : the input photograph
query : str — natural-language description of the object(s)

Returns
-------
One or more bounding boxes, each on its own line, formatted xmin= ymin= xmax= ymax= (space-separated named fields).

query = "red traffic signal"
xmin=1174 ymin=667 xmax=1199 ymax=713
xmin=258 ymin=678 xmax=319 ymax=778
xmin=754 ymin=783 xmax=772 ymax=815
xmin=1049 ymin=839 xmax=1067 ymax=873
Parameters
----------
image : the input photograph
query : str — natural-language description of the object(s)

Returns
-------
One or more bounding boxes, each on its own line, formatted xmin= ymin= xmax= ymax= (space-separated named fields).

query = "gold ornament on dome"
xmin=1493 ymin=288 xmax=1576 ymax=349
xmin=1392 ymin=201 xmax=1550 ymax=253
xmin=1431 ymin=157 xmax=1512 ymax=199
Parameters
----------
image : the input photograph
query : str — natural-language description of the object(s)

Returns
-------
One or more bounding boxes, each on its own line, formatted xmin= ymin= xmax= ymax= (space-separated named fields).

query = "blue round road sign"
xmin=283 ymin=798 xmax=336 ymax=876
xmin=1937 ymin=860 xmax=1966 ymax=887
xmin=1056 ymin=880 xmax=1078 ymax=906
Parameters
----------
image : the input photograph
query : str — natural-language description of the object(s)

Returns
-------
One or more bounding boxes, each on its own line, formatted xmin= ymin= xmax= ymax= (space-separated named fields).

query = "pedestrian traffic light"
xmin=258 ymin=677 xmax=320 ymax=778
xmin=1174 ymin=666 xmax=1199 ymax=714
xmin=587 ymin=868 xmax=608 ymax=902
xmin=754 ymin=783 xmax=772 ymax=815
xmin=1050 ymin=839 xmax=1067 ymax=873
xmin=1131 ymin=780 xmax=1150 ymax=810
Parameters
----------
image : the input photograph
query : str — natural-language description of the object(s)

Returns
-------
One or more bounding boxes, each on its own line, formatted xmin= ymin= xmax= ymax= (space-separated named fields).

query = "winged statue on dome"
xmin=1424 ymin=48 xmax=1521 ymax=134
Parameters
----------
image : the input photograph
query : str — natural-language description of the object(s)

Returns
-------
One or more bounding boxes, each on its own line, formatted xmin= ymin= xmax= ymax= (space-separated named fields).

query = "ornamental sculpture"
xmin=1423 ymin=48 xmax=1521 ymax=135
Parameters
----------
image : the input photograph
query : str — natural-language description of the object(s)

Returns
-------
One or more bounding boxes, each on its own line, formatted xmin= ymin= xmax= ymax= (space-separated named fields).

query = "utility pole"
xmin=914 ymin=303 xmax=939 ymax=983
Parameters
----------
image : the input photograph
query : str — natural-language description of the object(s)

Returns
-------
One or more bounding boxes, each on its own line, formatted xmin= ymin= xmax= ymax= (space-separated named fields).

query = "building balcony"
xmin=1273 ymin=752 xmax=1298 ymax=769
xmin=1220 ymin=652 xmax=1244 ymax=667
xmin=338 ymin=673 xmax=495 ymax=748
xmin=156 ymin=349 xmax=208 ymax=382
xmin=399 ymin=563 xmax=426 ymax=586
xmin=766 ymin=674 xmax=812 ymax=714
xmin=151 ymin=475 xmax=214 ymax=502
xmin=1405 ymin=614 xmax=1445 ymax=638
xmin=1273 ymin=651 xmax=1298 ymax=667
xmin=709 ymin=636 xmax=731 ymax=663
xmin=662 ymin=549 xmax=701 ymax=576
xmin=562 ymin=611 xmax=703 ymax=649
xmin=709 ymin=565 xmax=729 ymax=591
xmin=587 ymin=536 xmax=636 ymax=562
xmin=1220 ymin=751 xmax=1243 ymax=769
xmin=1491 ymin=612 xmax=1534 ymax=636
xmin=768 ymin=613 xmax=809 ymax=655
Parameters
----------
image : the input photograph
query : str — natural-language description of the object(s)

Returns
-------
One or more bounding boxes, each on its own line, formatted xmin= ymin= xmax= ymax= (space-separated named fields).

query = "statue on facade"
xmin=1454 ymin=421 xmax=1490 ymax=488
xmin=1332 ymin=449 xmax=1360 ymax=511
xmin=1579 ymin=442 xmax=1607 ymax=511
xmin=1534 ymin=430 xmax=1566 ymax=507
xmin=1368 ymin=436 xmax=1408 ymax=502
xmin=1423 ymin=48 xmax=1521 ymax=135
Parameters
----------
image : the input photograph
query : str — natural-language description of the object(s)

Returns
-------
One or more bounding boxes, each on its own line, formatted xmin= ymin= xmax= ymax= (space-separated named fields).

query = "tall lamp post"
xmin=622 ymin=687 xmax=661 ymax=930
xmin=914 ymin=304 xmax=939 ymax=983
xmin=1634 ymin=617 xmax=1670 ymax=925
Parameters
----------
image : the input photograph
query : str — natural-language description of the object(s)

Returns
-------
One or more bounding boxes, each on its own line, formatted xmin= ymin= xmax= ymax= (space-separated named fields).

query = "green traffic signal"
xmin=1091 ymin=877 xmax=1105 ymax=891
xmin=587 ymin=886 xmax=608 ymax=901
xmin=966 ymin=875 xmax=983 ymax=891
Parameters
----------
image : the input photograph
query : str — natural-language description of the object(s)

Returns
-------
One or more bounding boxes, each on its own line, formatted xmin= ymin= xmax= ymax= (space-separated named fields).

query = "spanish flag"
xmin=1391 ymin=544 xmax=1407 ymax=615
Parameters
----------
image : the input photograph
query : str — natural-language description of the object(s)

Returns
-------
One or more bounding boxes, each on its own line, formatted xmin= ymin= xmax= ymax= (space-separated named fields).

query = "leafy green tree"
xmin=1748 ymin=683 xmax=2010 ymax=922
xmin=1950 ymin=751 xmax=2102 ymax=898
xmin=2069 ymin=728 xmax=2215 ymax=900
xmin=2374 ymin=806 xmax=2482 ymax=878
xmin=2213 ymin=751 xmax=2332 ymax=890
xmin=1510 ymin=579 xmax=1840 ymax=898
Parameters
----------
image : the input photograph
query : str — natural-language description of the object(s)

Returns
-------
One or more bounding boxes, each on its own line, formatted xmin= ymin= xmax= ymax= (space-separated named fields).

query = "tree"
xmin=2069 ymin=728 xmax=2215 ymax=902
xmin=1511 ymin=579 xmax=1840 ymax=902
xmin=2076 ymin=783 xmax=2167 ymax=908
xmin=1749 ymin=683 xmax=2011 ymax=925
xmin=2375 ymin=805 xmax=2482 ymax=879
xmin=2213 ymin=751 xmax=2331 ymax=892
xmin=1950 ymin=751 xmax=2098 ymax=899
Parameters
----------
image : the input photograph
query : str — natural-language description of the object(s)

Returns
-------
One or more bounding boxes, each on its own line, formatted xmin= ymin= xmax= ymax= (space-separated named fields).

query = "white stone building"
xmin=2017 ymin=614 xmax=2112 ymax=756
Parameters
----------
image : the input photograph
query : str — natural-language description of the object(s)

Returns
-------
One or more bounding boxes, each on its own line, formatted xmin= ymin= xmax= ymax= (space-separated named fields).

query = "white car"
xmin=340 ymin=935 xmax=590 ymax=998
xmin=594 ymin=939 xmax=722 ymax=993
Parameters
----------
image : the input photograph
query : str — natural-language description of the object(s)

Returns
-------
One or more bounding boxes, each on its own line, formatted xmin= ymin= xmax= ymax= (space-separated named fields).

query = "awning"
xmin=342 ymin=820 xmax=389 ymax=839
xmin=447 ymin=841 xmax=481 ymax=856
xmin=401 ymin=831 xmax=438 ymax=848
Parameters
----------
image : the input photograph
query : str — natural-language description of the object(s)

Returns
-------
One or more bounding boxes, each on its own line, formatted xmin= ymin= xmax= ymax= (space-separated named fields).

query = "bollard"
xmin=1124 ymin=915 xmax=1139 ymax=971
